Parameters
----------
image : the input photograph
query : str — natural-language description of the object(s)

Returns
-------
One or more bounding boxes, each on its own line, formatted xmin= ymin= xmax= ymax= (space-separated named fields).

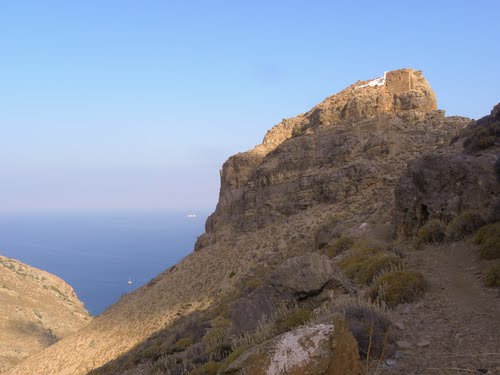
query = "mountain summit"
xmin=198 ymin=68 xmax=456 ymax=242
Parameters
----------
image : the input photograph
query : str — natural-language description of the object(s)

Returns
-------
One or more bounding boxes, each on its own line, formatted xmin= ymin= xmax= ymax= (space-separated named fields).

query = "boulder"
xmin=223 ymin=323 xmax=360 ymax=375
xmin=230 ymin=285 xmax=281 ymax=335
xmin=270 ymin=254 xmax=341 ymax=299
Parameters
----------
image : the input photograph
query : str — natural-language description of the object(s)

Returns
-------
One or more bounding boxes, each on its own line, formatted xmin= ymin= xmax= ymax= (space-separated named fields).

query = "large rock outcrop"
xmin=0 ymin=256 xmax=91 ymax=372
xmin=394 ymin=103 xmax=500 ymax=237
xmin=270 ymin=253 xmax=341 ymax=299
xmin=198 ymin=68 xmax=466 ymax=245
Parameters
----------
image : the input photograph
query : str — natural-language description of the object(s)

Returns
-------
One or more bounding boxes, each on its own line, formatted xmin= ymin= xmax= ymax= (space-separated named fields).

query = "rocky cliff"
xmin=198 ymin=68 xmax=463 ymax=241
xmin=394 ymin=104 xmax=500 ymax=237
xmin=5 ymin=68 xmax=484 ymax=375
xmin=0 ymin=256 xmax=91 ymax=372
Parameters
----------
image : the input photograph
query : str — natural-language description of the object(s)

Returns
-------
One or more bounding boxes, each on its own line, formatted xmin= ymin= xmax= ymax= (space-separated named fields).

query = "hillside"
xmin=5 ymin=68 xmax=499 ymax=375
xmin=0 ymin=256 xmax=92 ymax=372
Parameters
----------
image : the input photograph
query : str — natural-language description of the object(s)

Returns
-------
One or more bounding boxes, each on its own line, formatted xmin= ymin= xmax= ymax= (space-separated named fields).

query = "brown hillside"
xmin=0 ymin=256 xmax=91 ymax=372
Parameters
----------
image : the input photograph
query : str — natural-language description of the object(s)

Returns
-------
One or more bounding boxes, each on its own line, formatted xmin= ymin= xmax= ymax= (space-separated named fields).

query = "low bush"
xmin=370 ymin=270 xmax=427 ymax=308
xmin=339 ymin=247 xmax=402 ymax=285
xmin=484 ymin=264 xmax=500 ymax=287
xmin=325 ymin=236 xmax=354 ymax=257
xmin=189 ymin=361 xmax=222 ymax=375
xmin=415 ymin=219 xmax=446 ymax=248
xmin=343 ymin=305 xmax=392 ymax=359
xmin=174 ymin=337 xmax=193 ymax=351
xmin=474 ymin=222 xmax=500 ymax=260
xmin=446 ymin=211 xmax=484 ymax=241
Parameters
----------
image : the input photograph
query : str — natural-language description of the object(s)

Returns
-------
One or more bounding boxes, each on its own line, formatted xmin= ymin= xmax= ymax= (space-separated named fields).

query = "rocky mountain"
xmin=5 ymin=68 xmax=499 ymax=375
xmin=0 ymin=255 xmax=92 ymax=372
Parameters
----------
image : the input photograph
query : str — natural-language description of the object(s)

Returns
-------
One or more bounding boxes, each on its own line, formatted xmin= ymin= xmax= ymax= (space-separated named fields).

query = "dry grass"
xmin=445 ymin=211 xmax=484 ymax=241
xmin=484 ymin=263 xmax=500 ymax=287
xmin=474 ymin=222 xmax=500 ymax=260
xmin=370 ymin=270 xmax=427 ymax=308
xmin=339 ymin=246 xmax=402 ymax=285
xmin=415 ymin=219 xmax=446 ymax=248
xmin=325 ymin=236 xmax=354 ymax=257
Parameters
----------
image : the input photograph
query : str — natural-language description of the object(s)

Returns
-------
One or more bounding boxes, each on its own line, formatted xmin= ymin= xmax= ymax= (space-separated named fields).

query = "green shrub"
xmin=484 ymin=264 xmax=500 ymax=287
xmin=446 ymin=211 xmax=484 ymax=241
xmin=274 ymin=308 xmax=311 ymax=334
xmin=325 ymin=236 xmax=354 ymax=257
xmin=370 ymin=270 xmax=427 ymax=308
xmin=474 ymin=222 xmax=500 ymax=260
xmin=343 ymin=305 xmax=392 ymax=359
xmin=339 ymin=248 xmax=402 ymax=285
xmin=189 ymin=361 xmax=222 ymax=375
xmin=174 ymin=337 xmax=193 ymax=351
xmin=415 ymin=219 xmax=446 ymax=248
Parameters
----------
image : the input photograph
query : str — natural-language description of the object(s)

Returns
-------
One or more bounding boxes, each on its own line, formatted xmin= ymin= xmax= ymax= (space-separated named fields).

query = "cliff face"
xmin=394 ymin=103 xmax=500 ymax=237
xmin=0 ymin=256 xmax=91 ymax=372
xmin=4 ymin=69 xmax=472 ymax=375
xmin=198 ymin=68 xmax=462 ymax=244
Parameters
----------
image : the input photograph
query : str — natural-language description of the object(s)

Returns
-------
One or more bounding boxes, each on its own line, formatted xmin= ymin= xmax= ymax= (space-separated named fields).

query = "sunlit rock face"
xmin=198 ymin=68 xmax=464 ymax=245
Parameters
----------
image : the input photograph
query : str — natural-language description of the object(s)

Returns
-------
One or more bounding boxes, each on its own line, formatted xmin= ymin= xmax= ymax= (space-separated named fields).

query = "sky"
xmin=1 ymin=1 xmax=499 ymax=212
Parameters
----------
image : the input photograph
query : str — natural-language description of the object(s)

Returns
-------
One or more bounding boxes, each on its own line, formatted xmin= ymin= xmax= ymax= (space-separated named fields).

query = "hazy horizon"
xmin=1 ymin=1 xmax=499 ymax=212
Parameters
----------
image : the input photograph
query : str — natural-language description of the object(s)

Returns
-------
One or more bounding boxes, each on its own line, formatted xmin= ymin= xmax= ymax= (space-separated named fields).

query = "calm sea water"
xmin=0 ymin=211 xmax=207 ymax=316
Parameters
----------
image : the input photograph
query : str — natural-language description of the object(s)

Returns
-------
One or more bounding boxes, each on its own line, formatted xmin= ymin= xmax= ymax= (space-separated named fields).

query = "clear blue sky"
xmin=1 ymin=1 xmax=499 ymax=212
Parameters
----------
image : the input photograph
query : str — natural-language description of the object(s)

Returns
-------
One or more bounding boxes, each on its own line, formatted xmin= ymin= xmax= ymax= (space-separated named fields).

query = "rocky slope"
xmin=4 ymin=68 xmax=483 ymax=375
xmin=394 ymin=103 xmax=500 ymax=238
xmin=0 ymin=255 xmax=92 ymax=372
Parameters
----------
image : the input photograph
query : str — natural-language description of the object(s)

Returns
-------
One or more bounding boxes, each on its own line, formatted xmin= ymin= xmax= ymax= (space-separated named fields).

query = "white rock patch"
xmin=266 ymin=324 xmax=334 ymax=375
xmin=355 ymin=72 xmax=386 ymax=89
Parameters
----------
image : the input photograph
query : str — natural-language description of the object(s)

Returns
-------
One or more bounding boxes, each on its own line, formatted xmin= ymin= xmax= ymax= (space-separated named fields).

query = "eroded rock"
xmin=224 ymin=323 xmax=360 ymax=375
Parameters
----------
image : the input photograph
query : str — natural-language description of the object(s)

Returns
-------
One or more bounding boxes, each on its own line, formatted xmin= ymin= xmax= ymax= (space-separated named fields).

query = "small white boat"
xmin=127 ymin=279 xmax=133 ymax=285
xmin=186 ymin=214 xmax=197 ymax=218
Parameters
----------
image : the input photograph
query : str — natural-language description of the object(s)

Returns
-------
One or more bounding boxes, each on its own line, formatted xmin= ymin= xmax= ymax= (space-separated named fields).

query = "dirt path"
xmin=380 ymin=241 xmax=500 ymax=375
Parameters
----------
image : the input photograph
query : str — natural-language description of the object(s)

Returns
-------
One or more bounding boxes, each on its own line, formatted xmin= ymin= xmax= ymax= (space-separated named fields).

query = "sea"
xmin=0 ymin=211 xmax=208 ymax=316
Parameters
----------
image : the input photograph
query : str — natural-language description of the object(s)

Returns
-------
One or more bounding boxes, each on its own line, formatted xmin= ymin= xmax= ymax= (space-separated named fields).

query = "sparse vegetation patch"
xmin=343 ymin=305 xmax=392 ymax=359
xmin=415 ymin=219 xmax=446 ymax=248
xmin=370 ymin=270 xmax=427 ymax=308
xmin=445 ymin=211 xmax=484 ymax=241
xmin=474 ymin=222 xmax=500 ymax=260
xmin=484 ymin=264 xmax=500 ymax=288
xmin=325 ymin=236 xmax=354 ymax=257
xmin=339 ymin=246 xmax=402 ymax=285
